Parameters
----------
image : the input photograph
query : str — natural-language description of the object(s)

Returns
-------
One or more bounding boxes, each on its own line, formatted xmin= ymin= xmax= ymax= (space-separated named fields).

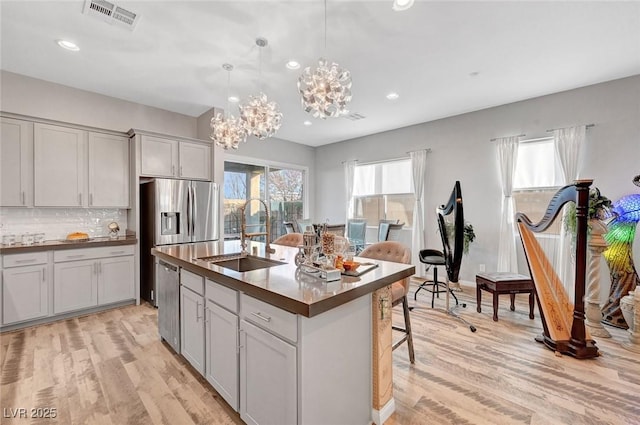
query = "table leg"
xmin=476 ymin=284 xmax=482 ymax=313
xmin=510 ymin=293 xmax=516 ymax=311
xmin=492 ymin=292 xmax=499 ymax=321
xmin=528 ymin=292 xmax=535 ymax=319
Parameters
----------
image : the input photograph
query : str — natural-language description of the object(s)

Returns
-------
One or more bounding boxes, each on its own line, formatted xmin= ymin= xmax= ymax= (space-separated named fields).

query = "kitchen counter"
xmin=0 ymin=235 xmax=137 ymax=254
xmin=152 ymin=240 xmax=415 ymax=317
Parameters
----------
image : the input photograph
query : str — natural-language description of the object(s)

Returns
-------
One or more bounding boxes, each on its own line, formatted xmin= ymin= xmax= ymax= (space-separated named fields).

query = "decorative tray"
xmin=341 ymin=262 xmax=379 ymax=277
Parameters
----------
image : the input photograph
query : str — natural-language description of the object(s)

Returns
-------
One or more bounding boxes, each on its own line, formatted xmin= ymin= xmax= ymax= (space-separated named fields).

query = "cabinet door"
xmin=2 ymin=266 xmax=48 ymax=325
xmin=88 ymin=133 xmax=129 ymax=207
xmin=34 ymin=123 xmax=86 ymax=207
xmin=53 ymin=260 xmax=97 ymax=314
xmin=240 ymin=320 xmax=296 ymax=425
xmin=141 ymin=136 xmax=178 ymax=177
xmin=98 ymin=256 xmax=134 ymax=305
xmin=1 ymin=118 xmax=33 ymax=207
xmin=205 ymin=302 xmax=239 ymax=411
xmin=180 ymin=286 xmax=205 ymax=374
xmin=179 ymin=141 xmax=211 ymax=180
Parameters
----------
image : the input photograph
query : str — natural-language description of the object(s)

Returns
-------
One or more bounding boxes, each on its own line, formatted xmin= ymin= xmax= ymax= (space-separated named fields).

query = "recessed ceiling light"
xmin=386 ymin=92 xmax=399 ymax=100
xmin=303 ymin=120 xmax=312 ymax=126
xmin=56 ymin=39 xmax=79 ymax=51
xmin=228 ymin=95 xmax=239 ymax=103
xmin=286 ymin=60 xmax=300 ymax=70
xmin=392 ymin=0 xmax=415 ymax=11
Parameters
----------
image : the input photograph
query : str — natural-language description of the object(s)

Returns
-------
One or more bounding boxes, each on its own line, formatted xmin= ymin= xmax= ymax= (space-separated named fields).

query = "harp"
xmin=516 ymin=179 xmax=599 ymax=359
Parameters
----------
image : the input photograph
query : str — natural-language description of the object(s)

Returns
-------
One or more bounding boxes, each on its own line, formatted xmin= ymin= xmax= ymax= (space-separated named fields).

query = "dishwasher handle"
xmin=158 ymin=260 xmax=178 ymax=272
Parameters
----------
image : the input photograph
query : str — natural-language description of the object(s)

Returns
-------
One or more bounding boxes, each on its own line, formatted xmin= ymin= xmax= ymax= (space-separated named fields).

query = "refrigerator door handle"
xmin=186 ymin=184 xmax=191 ymax=237
xmin=191 ymin=185 xmax=197 ymax=237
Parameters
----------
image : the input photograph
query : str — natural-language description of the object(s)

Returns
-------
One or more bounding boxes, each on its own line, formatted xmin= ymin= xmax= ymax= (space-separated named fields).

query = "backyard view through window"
xmin=224 ymin=161 xmax=305 ymax=241
xmin=353 ymin=158 xmax=414 ymax=227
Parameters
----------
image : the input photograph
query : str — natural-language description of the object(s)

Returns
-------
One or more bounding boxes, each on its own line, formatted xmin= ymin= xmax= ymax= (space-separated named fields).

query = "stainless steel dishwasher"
xmin=156 ymin=259 xmax=180 ymax=352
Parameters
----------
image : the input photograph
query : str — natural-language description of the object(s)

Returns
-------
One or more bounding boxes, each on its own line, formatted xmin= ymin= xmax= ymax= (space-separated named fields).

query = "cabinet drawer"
xmin=181 ymin=269 xmax=204 ymax=296
xmin=240 ymin=294 xmax=297 ymax=343
xmin=54 ymin=245 xmax=134 ymax=262
xmin=205 ymin=279 xmax=238 ymax=313
xmin=3 ymin=251 xmax=48 ymax=268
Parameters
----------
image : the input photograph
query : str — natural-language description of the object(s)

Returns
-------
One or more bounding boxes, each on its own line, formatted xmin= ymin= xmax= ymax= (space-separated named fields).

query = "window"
xmin=512 ymin=137 xmax=564 ymax=234
xmin=352 ymin=158 xmax=414 ymax=227
xmin=224 ymin=160 xmax=306 ymax=241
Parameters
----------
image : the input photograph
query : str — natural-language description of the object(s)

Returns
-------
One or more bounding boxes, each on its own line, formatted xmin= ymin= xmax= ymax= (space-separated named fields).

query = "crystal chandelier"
xmin=240 ymin=38 xmax=283 ymax=140
xmin=210 ymin=64 xmax=247 ymax=150
xmin=298 ymin=0 xmax=352 ymax=119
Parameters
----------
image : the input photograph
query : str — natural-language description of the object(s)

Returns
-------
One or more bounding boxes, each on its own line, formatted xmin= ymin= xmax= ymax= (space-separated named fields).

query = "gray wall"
xmin=315 ymin=75 xmax=640 ymax=282
xmin=1 ymin=71 xmax=196 ymax=136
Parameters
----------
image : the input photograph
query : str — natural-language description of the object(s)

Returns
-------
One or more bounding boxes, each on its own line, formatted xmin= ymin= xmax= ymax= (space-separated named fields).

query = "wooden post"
xmin=372 ymin=285 xmax=394 ymax=425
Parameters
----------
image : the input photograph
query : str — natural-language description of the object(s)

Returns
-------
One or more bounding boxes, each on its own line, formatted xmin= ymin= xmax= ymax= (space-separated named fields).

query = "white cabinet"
xmin=88 ymin=132 xmax=129 ymax=207
xmin=140 ymin=135 xmax=211 ymax=180
xmin=1 ymin=117 xmax=33 ymax=207
xmin=2 ymin=265 xmax=48 ymax=325
xmin=98 ymin=255 xmax=135 ymax=304
xmin=181 ymin=285 xmax=205 ymax=374
xmin=240 ymin=319 xmax=297 ymax=425
xmin=179 ymin=141 xmax=211 ymax=180
xmin=54 ymin=246 xmax=135 ymax=314
xmin=141 ymin=136 xmax=178 ymax=177
xmin=54 ymin=259 xmax=97 ymax=314
xmin=34 ymin=123 xmax=86 ymax=207
xmin=205 ymin=301 xmax=239 ymax=411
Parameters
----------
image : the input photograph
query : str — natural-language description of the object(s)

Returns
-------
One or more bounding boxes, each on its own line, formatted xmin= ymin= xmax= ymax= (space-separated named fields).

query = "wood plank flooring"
xmin=1 ymin=281 xmax=639 ymax=425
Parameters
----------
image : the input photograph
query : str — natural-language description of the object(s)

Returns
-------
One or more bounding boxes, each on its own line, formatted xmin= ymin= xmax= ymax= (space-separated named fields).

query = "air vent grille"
xmin=344 ymin=113 xmax=366 ymax=121
xmin=83 ymin=0 xmax=140 ymax=31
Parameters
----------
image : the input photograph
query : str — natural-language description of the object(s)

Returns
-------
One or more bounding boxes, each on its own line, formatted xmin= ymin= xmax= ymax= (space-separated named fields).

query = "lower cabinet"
xmin=98 ymin=256 xmax=135 ymax=304
xmin=54 ymin=259 xmax=98 ymax=314
xmin=2 ymin=265 xmax=48 ymax=324
xmin=180 ymin=285 xmax=205 ymax=374
xmin=240 ymin=319 xmax=297 ymax=425
xmin=205 ymin=301 xmax=239 ymax=411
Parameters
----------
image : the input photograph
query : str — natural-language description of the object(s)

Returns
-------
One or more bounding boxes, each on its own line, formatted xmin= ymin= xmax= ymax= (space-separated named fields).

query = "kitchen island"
xmin=152 ymin=240 xmax=414 ymax=425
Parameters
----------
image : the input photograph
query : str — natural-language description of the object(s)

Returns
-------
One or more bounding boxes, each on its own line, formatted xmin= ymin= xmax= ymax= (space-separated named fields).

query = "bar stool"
xmin=414 ymin=248 xmax=459 ymax=308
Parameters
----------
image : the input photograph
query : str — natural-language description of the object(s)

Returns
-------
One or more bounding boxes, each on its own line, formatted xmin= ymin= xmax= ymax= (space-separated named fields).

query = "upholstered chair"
xmin=272 ymin=233 xmax=304 ymax=247
xmin=359 ymin=241 xmax=415 ymax=363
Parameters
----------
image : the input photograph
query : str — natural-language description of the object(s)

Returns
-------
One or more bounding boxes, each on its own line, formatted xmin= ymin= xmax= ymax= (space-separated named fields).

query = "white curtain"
xmin=410 ymin=150 xmax=428 ymax=272
xmin=344 ymin=160 xmax=357 ymax=226
xmin=554 ymin=125 xmax=587 ymax=295
xmin=496 ymin=136 xmax=520 ymax=272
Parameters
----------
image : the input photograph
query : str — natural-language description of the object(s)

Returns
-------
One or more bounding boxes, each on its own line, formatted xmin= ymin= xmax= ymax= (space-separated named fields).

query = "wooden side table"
xmin=476 ymin=272 xmax=535 ymax=322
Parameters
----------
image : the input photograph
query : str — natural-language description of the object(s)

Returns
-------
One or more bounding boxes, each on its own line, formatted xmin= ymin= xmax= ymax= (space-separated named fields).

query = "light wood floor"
xmin=1 ymin=282 xmax=639 ymax=425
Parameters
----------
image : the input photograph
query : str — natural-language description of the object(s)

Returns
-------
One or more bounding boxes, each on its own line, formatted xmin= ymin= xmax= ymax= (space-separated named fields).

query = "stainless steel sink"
xmin=199 ymin=254 xmax=285 ymax=272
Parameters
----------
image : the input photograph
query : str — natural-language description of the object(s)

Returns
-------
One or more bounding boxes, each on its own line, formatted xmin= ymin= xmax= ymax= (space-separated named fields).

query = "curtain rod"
xmin=406 ymin=148 xmax=432 ymax=154
xmin=546 ymin=123 xmax=595 ymax=132
xmin=490 ymin=134 xmax=525 ymax=142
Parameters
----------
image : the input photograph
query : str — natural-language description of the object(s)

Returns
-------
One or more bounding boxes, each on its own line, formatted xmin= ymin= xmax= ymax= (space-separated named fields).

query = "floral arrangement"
xmin=445 ymin=221 xmax=476 ymax=254
xmin=563 ymin=187 xmax=612 ymax=235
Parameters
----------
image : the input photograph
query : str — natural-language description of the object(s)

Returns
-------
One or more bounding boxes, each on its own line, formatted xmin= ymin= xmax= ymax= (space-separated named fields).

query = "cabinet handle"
xmin=172 ymin=165 xmax=175 ymax=176
xmin=67 ymin=255 xmax=84 ymax=259
xmin=251 ymin=312 xmax=271 ymax=323
xmin=196 ymin=301 xmax=203 ymax=321
xmin=110 ymin=251 xmax=125 ymax=255
xmin=21 ymin=191 xmax=25 ymax=205
xmin=42 ymin=268 xmax=45 ymax=282
xmin=78 ymin=193 xmax=82 ymax=206
xmin=98 ymin=262 xmax=102 ymax=274
xmin=93 ymin=263 xmax=97 ymax=275
xmin=15 ymin=259 xmax=37 ymax=264
xmin=89 ymin=193 xmax=93 ymax=206
xmin=180 ymin=165 xmax=183 ymax=177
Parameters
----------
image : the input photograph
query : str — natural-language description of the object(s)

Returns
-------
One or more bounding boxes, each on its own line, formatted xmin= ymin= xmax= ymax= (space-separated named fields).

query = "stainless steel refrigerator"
xmin=140 ymin=178 xmax=219 ymax=306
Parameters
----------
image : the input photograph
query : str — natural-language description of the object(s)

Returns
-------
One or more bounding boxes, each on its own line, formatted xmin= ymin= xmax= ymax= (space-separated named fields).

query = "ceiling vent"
xmin=83 ymin=0 xmax=140 ymax=31
xmin=344 ymin=113 xmax=366 ymax=121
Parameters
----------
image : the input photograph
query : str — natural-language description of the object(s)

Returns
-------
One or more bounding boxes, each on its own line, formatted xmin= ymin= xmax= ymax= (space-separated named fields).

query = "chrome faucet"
xmin=239 ymin=198 xmax=275 ymax=255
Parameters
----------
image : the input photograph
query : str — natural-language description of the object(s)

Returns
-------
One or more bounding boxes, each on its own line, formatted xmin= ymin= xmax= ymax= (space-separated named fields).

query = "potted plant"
xmin=563 ymin=187 xmax=612 ymax=236
xmin=445 ymin=221 xmax=476 ymax=255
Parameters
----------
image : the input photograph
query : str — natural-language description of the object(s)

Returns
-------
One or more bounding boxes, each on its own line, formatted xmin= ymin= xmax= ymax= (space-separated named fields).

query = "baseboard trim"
xmin=371 ymin=398 xmax=395 ymax=425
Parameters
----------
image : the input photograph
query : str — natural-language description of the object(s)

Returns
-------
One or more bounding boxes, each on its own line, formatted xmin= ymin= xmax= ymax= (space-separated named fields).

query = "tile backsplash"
xmin=0 ymin=208 xmax=128 ymax=241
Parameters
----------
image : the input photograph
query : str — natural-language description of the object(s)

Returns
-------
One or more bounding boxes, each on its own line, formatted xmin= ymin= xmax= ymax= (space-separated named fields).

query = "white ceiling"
xmin=2 ymin=1 xmax=640 ymax=147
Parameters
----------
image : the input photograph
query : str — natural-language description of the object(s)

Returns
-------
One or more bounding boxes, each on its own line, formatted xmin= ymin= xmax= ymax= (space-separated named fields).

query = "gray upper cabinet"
xmin=179 ymin=141 xmax=211 ymax=180
xmin=1 ymin=117 xmax=33 ymax=207
xmin=88 ymin=132 xmax=129 ymax=208
xmin=34 ymin=123 xmax=86 ymax=207
xmin=140 ymin=135 xmax=211 ymax=181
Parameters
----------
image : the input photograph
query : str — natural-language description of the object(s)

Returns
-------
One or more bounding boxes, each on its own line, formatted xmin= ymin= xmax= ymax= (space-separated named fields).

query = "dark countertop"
xmin=152 ymin=240 xmax=415 ymax=318
xmin=0 ymin=235 xmax=137 ymax=254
